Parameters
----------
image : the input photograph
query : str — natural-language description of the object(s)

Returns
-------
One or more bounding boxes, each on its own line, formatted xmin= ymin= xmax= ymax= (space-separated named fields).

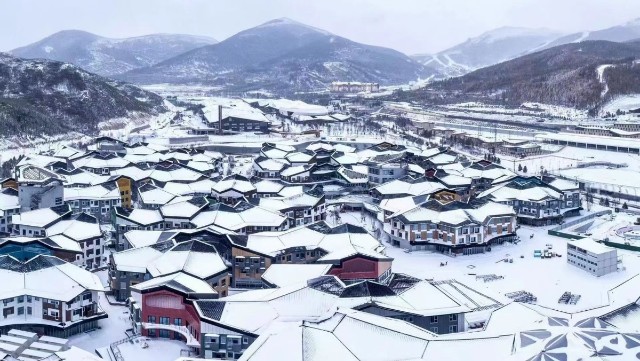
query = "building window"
xmin=430 ymin=327 xmax=438 ymax=333
xmin=148 ymin=316 xmax=156 ymax=323
xmin=174 ymin=318 xmax=182 ymax=326
xmin=430 ymin=316 xmax=438 ymax=324
xmin=449 ymin=314 xmax=457 ymax=322
xmin=27 ymin=307 xmax=32 ymax=315
xmin=17 ymin=307 xmax=24 ymax=315
xmin=159 ymin=316 xmax=170 ymax=325
xmin=449 ymin=325 xmax=458 ymax=333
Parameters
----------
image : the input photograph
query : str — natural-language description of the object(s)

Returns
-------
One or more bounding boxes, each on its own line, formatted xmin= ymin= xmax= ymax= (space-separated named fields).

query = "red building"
xmin=129 ymin=272 xmax=218 ymax=348
xmin=323 ymin=252 xmax=393 ymax=284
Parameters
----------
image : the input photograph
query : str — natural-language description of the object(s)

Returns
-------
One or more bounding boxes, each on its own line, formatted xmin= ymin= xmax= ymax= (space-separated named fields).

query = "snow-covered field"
xmin=601 ymin=94 xmax=640 ymax=115
xmin=331 ymin=209 xmax=640 ymax=316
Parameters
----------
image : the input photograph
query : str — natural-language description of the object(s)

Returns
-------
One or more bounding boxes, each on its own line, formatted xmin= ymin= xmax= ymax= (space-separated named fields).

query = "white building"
xmin=0 ymin=188 xmax=20 ymax=235
xmin=567 ymin=238 xmax=618 ymax=277
xmin=0 ymin=255 xmax=105 ymax=337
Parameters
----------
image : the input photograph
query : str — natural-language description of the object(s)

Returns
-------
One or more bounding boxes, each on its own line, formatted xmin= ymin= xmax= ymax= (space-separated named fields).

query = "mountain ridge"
xmin=11 ymin=30 xmax=218 ymax=76
xmin=118 ymin=18 xmax=434 ymax=92
xmin=0 ymin=52 xmax=166 ymax=138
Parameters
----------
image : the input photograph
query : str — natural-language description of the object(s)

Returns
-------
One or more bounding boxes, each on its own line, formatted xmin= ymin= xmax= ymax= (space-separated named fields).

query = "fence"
xmin=602 ymin=241 xmax=640 ymax=252
xmin=547 ymin=210 xmax=613 ymax=239
xmin=575 ymin=161 xmax=628 ymax=169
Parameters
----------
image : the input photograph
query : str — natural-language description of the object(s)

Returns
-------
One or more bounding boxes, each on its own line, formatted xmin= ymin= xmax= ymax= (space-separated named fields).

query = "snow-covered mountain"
xmin=413 ymin=27 xmax=563 ymax=78
xmin=120 ymin=18 xmax=435 ymax=92
xmin=11 ymin=30 xmax=217 ymax=76
xmin=538 ymin=18 xmax=640 ymax=50
xmin=427 ymin=40 xmax=640 ymax=111
xmin=0 ymin=53 xmax=166 ymax=138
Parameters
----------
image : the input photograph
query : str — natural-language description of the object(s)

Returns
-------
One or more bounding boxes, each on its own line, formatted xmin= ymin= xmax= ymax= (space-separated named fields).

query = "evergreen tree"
xmin=523 ymin=166 xmax=528 ymax=173
xmin=518 ymin=164 xmax=523 ymax=172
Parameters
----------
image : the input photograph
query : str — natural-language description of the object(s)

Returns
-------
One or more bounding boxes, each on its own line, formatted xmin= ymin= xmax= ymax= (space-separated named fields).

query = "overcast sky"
xmin=2 ymin=0 xmax=640 ymax=54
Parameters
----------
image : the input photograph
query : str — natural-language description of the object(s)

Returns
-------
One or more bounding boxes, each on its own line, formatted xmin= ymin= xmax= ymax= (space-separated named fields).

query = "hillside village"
xmin=0 ymin=93 xmax=640 ymax=361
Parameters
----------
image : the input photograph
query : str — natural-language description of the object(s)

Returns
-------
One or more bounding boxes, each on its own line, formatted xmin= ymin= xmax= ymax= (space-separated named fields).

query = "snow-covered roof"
xmin=277 ymin=186 xmax=305 ymax=198
xmin=59 ymin=170 xmax=109 ymax=187
xmin=240 ymin=304 xmax=519 ymax=361
xmin=212 ymin=174 xmax=256 ymax=194
xmin=548 ymin=178 xmax=580 ymax=191
xmin=306 ymin=142 xmax=335 ymax=153
xmin=191 ymin=202 xmax=288 ymax=231
xmin=392 ymin=200 xmax=515 ymax=226
xmin=255 ymin=158 xmax=289 ymax=172
xmin=12 ymin=206 xmax=70 ymax=228
xmin=46 ymin=214 xmax=101 ymax=241
xmin=0 ymin=236 xmax=82 ymax=254
xmin=479 ymin=179 xmax=563 ymax=203
xmin=131 ymin=272 xmax=217 ymax=295
xmin=112 ymin=244 xmax=166 ymax=273
xmin=254 ymin=180 xmax=285 ymax=194
xmin=257 ymin=192 xmax=323 ymax=213
xmin=64 ymin=184 xmax=120 ymax=201
xmin=374 ymin=177 xmax=448 ymax=198
xmin=336 ymin=166 xmax=368 ymax=184
xmin=146 ymin=241 xmax=228 ymax=279
xmin=139 ymin=184 xmax=177 ymax=206
xmin=280 ymin=165 xmax=311 ymax=177
xmin=123 ymin=230 xmax=168 ymax=249
xmin=244 ymin=222 xmax=384 ymax=259
xmin=536 ymin=132 xmax=640 ymax=149
xmin=261 ymin=264 xmax=331 ymax=287
xmin=15 ymin=165 xmax=63 ymax=184
xmin=454 ymin=164 xmax=516 ymax=183
xmin=0 ymin=189 xmax=19 ymax=212
xmin=72 ymin=155 xmax=131 ymax=170
xmin=164 ymin=179 xmax=217 ymax=196
xmin=202 ymin=102 xmax=270 ymax=124
xmin=115 ymin=208 xmax=163 ymax=226
xmin=284 ymin=152 xmax=313 ymax=164
xmin=0 ymin=255 xmax=103 ymax=302
xmin=160 ymin=197 xmax=209 ymax=219
xmin=568 ymin=238 xmax=616 ymax=255
xmin=259 ymin=99 xmax=329 ymax=116
xmin=113 ymin=164 xmax=205 ymax=183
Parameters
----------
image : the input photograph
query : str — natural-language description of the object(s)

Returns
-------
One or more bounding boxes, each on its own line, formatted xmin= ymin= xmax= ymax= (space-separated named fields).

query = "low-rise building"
xmin=111 ymin=207 xmax=166 ymax=251
xmin=385 ymin=196 xmax=517 ymax=254
xmin=15 ymin=165 xmax=65 ymax=212
xmin=212 ymin=174 xmax=256 ymax=204
xmin=11 ymin=205 xmax=71 ymax=238
xmin=0 ymin=188 xmax=20 ymax=235
xmin=253 ymin=191 xmax=326 ymax=227
xmin=479 ymin=176 xmax=581 ymax=226
xmin=0 ymin=255 xmax=105 ymax=337
xmin=330 ymin=82 xmax=380 ymax=93
xmin=567 ymin=238 xmax=618 ymax=276
xmin=110 ymin=240 xmax=229 ymax=301
xmin=129 ymin=272 xmax=217 ymax=345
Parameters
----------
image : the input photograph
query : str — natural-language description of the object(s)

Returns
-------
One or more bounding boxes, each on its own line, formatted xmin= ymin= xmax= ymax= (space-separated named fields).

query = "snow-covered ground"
xmin=601 ymin=94 xmax=640 ymax=115
xmin=117 ymin=338 xmax=191 ymax=361
xmin=68 ymin=270 xmax=131 ymax=352
xmin=331 ymin=209 xmax=640 ymax=315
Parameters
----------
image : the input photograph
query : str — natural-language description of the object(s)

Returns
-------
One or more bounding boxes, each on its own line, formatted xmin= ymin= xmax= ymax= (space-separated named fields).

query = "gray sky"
xmin=2 ymin=0 xmax=640 ymax=54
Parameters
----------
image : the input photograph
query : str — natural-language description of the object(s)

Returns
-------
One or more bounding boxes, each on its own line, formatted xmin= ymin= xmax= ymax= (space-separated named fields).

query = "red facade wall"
xmin=328 ymin=257 xmax=380 ymax=281
xmin=141 ymin=290 xmax=201 ymax=341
